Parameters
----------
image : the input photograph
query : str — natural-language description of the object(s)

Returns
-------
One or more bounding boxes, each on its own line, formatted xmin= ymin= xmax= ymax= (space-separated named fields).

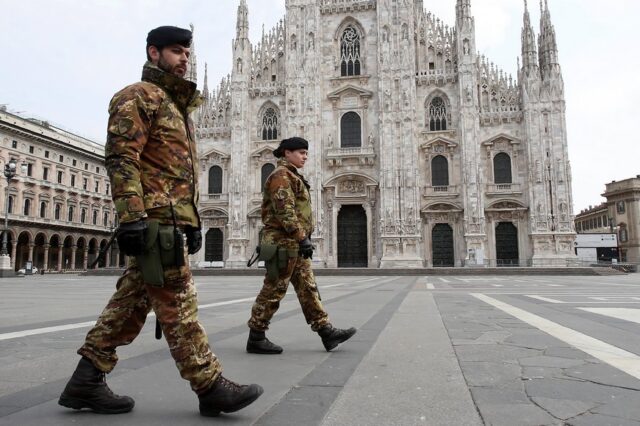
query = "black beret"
xmin=146 ymin=26 xmax=192 ymax=49
xmin=273 ymin=137 xmax=309 ymax=158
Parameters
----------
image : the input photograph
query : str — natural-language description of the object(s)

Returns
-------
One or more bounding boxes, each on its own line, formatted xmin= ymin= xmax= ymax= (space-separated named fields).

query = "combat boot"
xmin=246 ymin=329 xmax=283 ymax=354
xmin=198 ymin=375 xmax=264 ymax=417
xmin=318 ymin=325 xmax=357 ymax=352
xmin=58 ymin=357 xmax=134 ymax=414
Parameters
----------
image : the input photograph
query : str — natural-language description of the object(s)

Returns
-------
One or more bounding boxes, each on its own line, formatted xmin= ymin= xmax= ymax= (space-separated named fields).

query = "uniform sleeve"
xmin=105 ymin=86 xmax=159 ymax=223
xmin=268 ymin=171 xmax=306 ymax=242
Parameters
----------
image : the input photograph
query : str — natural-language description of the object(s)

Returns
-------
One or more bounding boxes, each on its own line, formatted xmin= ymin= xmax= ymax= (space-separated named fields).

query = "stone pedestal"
xmin=0 ymin=255 xmax=15 ymax=277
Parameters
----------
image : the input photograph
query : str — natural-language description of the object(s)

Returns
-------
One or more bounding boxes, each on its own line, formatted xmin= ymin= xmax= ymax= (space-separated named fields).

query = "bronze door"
xmin=495 ymin=222 xmax=519 ymax=266
xmin=338 ymin=205 xmax=368 ymax=267
xmin=432 ymin=223 xmax=454 ymax=267
xmin=205 ymin=228 xmax=224 ymax=262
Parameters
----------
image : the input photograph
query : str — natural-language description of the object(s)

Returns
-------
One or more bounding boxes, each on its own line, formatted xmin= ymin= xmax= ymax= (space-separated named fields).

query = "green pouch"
xmin=259 ymin=244 xmax=279 ymax=280
xmin=158 ymin=226 xmax=176 ymax=267
xmin=136 ymin=220 xmax=165 ymax=286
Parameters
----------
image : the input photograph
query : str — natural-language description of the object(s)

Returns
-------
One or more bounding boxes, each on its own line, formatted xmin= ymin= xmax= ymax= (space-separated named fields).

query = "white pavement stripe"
xmin=0 ymin=296 xmax=258 ymax=341
xmin=0 ymin=322 xmax=97 ymax=341
xmin=472 ymin=293 xmax=640 ymax=381
xmin=439 ymin=277 xmax=451 ymax=283
xmin=578 ymin=308 xmax=640 ymax=325
xmin=527 ymin=295 xmax=564 ymax=304
xmin=426 ymin=283 xmax=435 ymax=290
xmin=0 ymin=281 xmax=380 ymax=342
xmin=199 ymin=297 xmax=256 ymax=309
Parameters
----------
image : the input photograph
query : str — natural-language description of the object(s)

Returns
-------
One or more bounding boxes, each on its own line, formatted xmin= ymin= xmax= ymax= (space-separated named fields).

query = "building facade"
xmin=603 ymin=177 xmax=640 ymax=263
xmin=0 ymin=108 xmax=121 ymax=272
xmin=192 ymin=0 xmax=575 ymax=268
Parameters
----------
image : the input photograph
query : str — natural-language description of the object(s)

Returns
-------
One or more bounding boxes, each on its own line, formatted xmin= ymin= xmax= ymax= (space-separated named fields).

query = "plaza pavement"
xmin=0 ymin=273 xmax=639 ymax=425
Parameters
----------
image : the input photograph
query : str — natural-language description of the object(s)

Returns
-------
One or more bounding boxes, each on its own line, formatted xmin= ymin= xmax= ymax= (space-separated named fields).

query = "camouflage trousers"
xmin=78 ymin=261 xmax=221 ymax=395
xmin=248 ymin=256 xmax=329 ymax=332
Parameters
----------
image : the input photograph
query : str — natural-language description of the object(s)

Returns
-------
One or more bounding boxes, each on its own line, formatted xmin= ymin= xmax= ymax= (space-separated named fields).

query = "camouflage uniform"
xmin=78 ymin=62 xmax=220 ymax=395
xmin=247 ymin=158 xmax=330 ymax=332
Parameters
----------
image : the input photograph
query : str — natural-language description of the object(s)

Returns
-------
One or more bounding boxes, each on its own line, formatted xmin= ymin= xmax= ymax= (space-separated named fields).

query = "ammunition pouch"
xmin=259 ymin=244 xmax=298 ymax=280
xmin=136 ymin=220 xmax=185 ymax=286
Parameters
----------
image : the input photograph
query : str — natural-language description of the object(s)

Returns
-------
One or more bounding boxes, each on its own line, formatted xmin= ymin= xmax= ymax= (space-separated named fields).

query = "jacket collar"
xmin=277 ymin=159 xmax=310 ymax=189
xmin=141 ymin=62 xmax=203 ymax=112
xmin=277 ymin=158 xmax=298 ymax=172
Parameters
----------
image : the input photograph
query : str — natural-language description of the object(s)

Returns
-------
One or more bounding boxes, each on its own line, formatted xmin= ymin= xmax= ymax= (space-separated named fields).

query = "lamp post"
xmin=608 ymin=217 xmax=620 ymax=263
xmin=1 ymin=159 xmax=27 ymax=274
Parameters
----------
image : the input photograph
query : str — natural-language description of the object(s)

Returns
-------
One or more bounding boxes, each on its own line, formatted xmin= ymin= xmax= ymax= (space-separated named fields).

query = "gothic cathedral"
xmin=192 ymin=0 xmax=575 ymax=268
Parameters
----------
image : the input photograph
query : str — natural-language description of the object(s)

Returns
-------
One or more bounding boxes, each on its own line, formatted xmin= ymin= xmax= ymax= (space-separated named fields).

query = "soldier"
xmin=246 ymin=137 xmax=357 ymax=354
xmin=58 ymin=26 xmax=262 ymax=417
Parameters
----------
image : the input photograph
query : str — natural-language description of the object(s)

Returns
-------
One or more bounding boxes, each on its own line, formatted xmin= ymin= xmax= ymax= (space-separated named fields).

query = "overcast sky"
xmin=2 ymin=0 xmax=638 ymax=212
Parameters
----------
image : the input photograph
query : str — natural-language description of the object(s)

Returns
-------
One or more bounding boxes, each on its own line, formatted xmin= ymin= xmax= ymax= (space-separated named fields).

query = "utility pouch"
xmin=259 ymin=244 xmax=279 ymax=280
xmin=136 ymin=220 xmax=165 ymax=286
xmin=158 ymin=226 xmax=183 ymax=268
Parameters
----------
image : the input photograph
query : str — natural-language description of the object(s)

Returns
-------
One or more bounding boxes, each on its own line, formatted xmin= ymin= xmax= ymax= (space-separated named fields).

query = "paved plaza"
xmin=1 ymin=273 xmax=639 ymax=425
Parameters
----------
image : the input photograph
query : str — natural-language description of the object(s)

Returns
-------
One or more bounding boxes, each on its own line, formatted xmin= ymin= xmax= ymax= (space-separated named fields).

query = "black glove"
xmin=186 ymin=227 xmax=202 ymax=255
xmin=116 ymin=220 xmax=148 ymax=256
xmin=299 ymin=237 xmax=314 ymax=259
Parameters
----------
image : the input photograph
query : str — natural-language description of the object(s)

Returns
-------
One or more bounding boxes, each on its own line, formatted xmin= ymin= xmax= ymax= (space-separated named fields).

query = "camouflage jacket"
xmin=261 ymin=158 xmax=314 ymax=249
xmin=105 ymin=62 xmax=203 ymax=226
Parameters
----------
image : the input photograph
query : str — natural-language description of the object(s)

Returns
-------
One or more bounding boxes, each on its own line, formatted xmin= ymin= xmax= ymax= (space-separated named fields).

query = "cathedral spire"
xmin=187 ymin=23 xmax=198 ymax=84
xmin=520 ymin=0 xmax=539 ymax=77
xmin=456 ymin=0 xmax=473 ymax=26
xmin=236 ymin=0 xmax=249 ymax=41
xmin=538 ymin=0 xmax=560 ymax=79
xmin=203 ymin=62 xmax=209 ymax=99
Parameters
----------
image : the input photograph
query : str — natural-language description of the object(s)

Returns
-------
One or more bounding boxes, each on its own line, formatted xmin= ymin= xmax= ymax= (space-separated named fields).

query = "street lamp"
xmin=608 ymin=217 xmax=620 ymax=263
xmin=1 ymin=159 xmax=27 ymax=257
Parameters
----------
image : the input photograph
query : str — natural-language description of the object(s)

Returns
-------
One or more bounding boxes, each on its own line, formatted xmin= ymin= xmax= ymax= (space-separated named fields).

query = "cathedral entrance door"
xmin=205 ymin=228 xmax=224 ymax=262
xmin=432 ymin=223 xmax=454 ymax=267
xmin=337 ymin=205 xmax=368 ymax=267
xmin=495 ymin=222 xmax=519 ymax=266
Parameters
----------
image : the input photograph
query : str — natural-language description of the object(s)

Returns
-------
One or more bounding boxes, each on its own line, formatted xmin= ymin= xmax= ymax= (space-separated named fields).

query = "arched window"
xmin=93 ymin=210 xmax=98 ymax=225
xmin=340 ymin=26 xmax=361 ymax=76
xmin=431 ymin=155 xmax=449 ymax=187
xmin=261 ymin=163 xmax=275 ymax=190
xmin=40 ymin=202 xmax=47 ymax=218
xmin=493 ymin=153 xmax=512 ymax=184
xmin=620 ymin=227 xmax=628 ymax=243
xmin=429 ymin=97 xmax=447 ymax=131
xmin=208 ymin=166 xmax=223 ymax=194
xmin=55 ymin=204 xmax=61 ymax=220
xmin=68 ymin=206 xmax=75 ymax=222
xmin=261 ymin=107 xmax=278 ymax=140
xmin=103 ymin=212 xmax=109 ymax=226
xmin=81 ymin=208 xmax=87 ymax=224
xmin=23 ymin=199 xmax=31 ymax=216
xmin=7 ymin=196 xmax=14 ymax=214
xmin=340 ymin=112 xmax=361 ymax=148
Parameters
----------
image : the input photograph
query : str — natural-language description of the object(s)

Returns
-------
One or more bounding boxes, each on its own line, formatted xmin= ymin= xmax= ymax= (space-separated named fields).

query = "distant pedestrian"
xmin=246 ymin=137 xmax=356 ymax=354
xmin=58 ymin=25 xmax=262 ymax=417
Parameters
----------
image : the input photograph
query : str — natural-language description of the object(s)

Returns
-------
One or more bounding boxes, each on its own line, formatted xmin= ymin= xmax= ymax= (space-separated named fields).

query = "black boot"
xmin=58 ymin=357 xmax=134 ymax=414
xmin=246 ymin=329 xmax=283 ymax=354
xmin=318 ymin=325 xmax=357 ymax=352
xmin=198 ymin=375 xmax=264 ymax=417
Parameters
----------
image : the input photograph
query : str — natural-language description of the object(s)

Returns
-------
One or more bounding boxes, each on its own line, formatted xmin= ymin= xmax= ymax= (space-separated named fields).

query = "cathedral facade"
xmin=192 ymin=0 xmax=575 ymax=268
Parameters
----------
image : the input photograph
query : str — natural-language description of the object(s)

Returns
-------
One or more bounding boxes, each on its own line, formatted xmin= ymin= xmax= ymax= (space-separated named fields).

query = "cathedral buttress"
xmin=455 ymin=0 xmax=486 ymax=262
xmin=377 ymin=0 xmax=423 ymax=267
xmin=226 ymin=0 xmax=253 ymax=267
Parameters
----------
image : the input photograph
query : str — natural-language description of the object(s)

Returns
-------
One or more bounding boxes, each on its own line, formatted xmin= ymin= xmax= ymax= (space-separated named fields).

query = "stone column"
xmin=57 ymin=249 xmax=63 ymax=271
xmin=43 ymin=244 xmax=50 ymax=271
xmin=70 ymin=245 xmax=77 ymax=270
xmin=83 ymin=249 xmax=89 ymax=270
xmin=10 ymin=241 xmax=17 ymax=268
xmin=363 ymin=202 xmax=373 ymax=268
